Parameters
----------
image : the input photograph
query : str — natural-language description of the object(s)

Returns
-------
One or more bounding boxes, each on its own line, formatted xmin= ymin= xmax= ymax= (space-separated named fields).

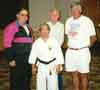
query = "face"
xmin=71 ymin=6 xmax=81 ymax=19
xmin=40 ymin=25 xmax=50 ymax=39
xmin=17 ymin=9 xmax=29 ymax=25
xmin=49 ymin=10 xmax=60 ymax=23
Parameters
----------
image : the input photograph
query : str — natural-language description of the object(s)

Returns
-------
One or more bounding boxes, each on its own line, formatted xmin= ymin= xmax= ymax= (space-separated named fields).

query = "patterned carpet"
xmin=0 ymin=52 xmax=100 ymax=90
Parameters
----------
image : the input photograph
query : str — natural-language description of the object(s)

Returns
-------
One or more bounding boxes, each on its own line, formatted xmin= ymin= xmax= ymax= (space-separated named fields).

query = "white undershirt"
xmin=23 ymin=25 xmax=30 ymax=36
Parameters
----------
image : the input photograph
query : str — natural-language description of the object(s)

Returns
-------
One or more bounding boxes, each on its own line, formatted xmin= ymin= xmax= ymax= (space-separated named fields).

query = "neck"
xmin=51 ymin=21 xmax=58 ymax=25
xmin=17 ymin=21 xmax=25 ymax=26
xmin=41 ymin=36 xmax=49 ymax=42
xmin=73 ymin=15 xmax=81 ymax=19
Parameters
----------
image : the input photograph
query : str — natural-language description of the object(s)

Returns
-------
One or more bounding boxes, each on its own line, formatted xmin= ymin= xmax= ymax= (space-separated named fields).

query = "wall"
xmin=29 ymin=0 xmax=55 ymax=29
xmin=29 ymin=0 xmax=80 ymax=29
xmin=55 ymin=0 xmax=80 ymax=23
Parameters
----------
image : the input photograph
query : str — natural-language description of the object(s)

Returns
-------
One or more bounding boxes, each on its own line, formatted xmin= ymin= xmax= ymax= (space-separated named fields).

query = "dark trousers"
xmin=9 ymin=53 xmax=32 ymax=90
xmin=58 ymin=47 xmax=65 ymax=90
xmin=58 ymin=73 xmax=62 ymax=90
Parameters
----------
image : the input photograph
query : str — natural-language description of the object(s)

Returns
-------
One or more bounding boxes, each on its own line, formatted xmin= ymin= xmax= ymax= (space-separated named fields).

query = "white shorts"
xmin=65 ymin=48 xmax=91 ymax=73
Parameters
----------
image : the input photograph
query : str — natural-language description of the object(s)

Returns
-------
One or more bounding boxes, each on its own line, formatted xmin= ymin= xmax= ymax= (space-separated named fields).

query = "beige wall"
xmin=29 ymin=0 xmax=80 ymax=30
xmin=29 ymin=0 xmax=55 ymax=30
xmin=55 ymin=0 xmax=80 ymax=23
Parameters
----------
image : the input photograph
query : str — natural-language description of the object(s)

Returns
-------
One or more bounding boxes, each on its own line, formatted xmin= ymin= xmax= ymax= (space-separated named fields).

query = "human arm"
xmin=54 ymin=41 xmax=64 ymax=73
xmin=3 ymin=22 xmax=18 ymax=66
xmin=28 ymin=41 xmax=38 ymax=74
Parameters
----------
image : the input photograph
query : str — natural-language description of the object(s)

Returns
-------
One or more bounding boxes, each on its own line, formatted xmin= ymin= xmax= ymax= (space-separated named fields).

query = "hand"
xmin=56 ymin=64 xmax=63 ymax=73
xmin=32 ymin=64 xmax=38 ymax=75
xmin=9 ymin=60 xmax=16 ymax=67
xmin=69 ymin=32 xmax=78 ymax=37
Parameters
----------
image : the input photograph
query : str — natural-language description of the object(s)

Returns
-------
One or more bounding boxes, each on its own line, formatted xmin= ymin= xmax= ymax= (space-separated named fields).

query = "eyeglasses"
xmin=20 ymin=13 xmax=29 ymax=17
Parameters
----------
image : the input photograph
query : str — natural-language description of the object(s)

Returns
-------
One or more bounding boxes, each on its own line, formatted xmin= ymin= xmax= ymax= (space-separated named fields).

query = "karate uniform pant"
xmin=37 ymin=70 xmax=58 ymax=90
xmin=9 ymin=53 xmax=32 ymax=90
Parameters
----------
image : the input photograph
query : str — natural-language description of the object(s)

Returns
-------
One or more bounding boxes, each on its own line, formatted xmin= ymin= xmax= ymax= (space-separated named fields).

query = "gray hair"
xmin=70 ymin=2 xmax=82 ymax=13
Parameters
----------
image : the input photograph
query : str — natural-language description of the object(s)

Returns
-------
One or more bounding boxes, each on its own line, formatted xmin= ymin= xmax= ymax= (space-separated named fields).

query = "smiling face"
xmin=16 ymin=9 xmax=29 ymax=25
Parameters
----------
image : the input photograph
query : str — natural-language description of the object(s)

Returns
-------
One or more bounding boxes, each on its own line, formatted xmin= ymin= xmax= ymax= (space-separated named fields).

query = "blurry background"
xmin=0 ymin=0 xmax=28 ymax=28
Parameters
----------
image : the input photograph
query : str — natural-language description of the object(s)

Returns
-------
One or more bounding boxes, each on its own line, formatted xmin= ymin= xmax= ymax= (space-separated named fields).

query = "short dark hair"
xmin=16 ymin=8 xmax=29 ymax=16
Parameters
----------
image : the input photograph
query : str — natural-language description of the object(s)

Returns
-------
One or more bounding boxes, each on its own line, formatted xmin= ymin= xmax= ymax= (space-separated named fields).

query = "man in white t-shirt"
xmin=65 ymin=2 xmax=97 ymax=90
xmin=47 ymin=9 xmax=64 ymax=90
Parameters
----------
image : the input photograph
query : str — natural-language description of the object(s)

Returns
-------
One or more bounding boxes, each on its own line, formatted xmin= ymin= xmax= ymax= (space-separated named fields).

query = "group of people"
xmin=3 ymin=2 xmax=97 ymax=90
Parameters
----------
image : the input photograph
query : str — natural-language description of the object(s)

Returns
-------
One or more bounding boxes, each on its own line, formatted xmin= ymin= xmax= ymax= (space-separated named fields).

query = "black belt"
xmin=36 ymin=58 xmax=56 ymax=65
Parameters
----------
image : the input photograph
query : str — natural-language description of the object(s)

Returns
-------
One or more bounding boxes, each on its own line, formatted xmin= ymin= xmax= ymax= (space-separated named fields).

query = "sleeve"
xmin=3 ymin=24 xmax=17 ymax=61
xmin=3 ymin=25 xmax=16 ymax=48
xmin=88 ymin=19 xmax=96 ymax=36
xmin=4 ymin=47 xmax=16 ymax=62
xmin=28 ymin=41 xmax=38 ymax=64
xmin=65 ymin=19 xmax=70 ymax=35
xmin=59 ymin=24 xmax=64 ymax=46
xmin=54 ymin=40 xmax=64 ymax=64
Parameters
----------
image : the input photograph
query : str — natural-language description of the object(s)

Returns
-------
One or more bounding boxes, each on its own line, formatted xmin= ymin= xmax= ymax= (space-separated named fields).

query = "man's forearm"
xmin=90 ymin=35 xmax=97 ymax=46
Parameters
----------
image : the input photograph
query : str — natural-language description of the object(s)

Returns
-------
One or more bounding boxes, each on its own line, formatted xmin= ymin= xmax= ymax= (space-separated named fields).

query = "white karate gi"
xmin=28 ymin=37 xmax=64 ymax=90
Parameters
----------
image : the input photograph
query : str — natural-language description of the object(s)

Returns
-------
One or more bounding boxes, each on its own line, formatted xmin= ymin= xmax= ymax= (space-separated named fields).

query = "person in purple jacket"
xmin=3 ymin=8 xmax=34 ymax=90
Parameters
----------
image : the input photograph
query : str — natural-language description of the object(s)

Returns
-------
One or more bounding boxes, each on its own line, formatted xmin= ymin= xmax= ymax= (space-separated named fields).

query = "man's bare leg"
xmin=72 ymin=71 xmax=80 ymax=90
xmin=80 ymin=73 xmax=88 ymax=90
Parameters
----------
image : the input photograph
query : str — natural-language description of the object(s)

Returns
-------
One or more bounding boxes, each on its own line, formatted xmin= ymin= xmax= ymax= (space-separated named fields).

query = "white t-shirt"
xmin=65 ymin=15 xmax=96 ymax=48
xmin=47 ymin=21 xmax=64 ymax=46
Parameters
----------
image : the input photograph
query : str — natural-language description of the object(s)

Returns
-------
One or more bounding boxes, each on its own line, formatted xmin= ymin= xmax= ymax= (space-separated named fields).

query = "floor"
xmin=0 ymin=50 xmax=100 ymax=90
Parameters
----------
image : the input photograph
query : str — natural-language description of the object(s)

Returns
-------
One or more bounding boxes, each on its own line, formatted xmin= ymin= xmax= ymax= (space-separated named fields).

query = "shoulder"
xmin=57 ymin=21 xmax=64 ymax=27
xmin=4 ymin=21 xmax=17 ymax=31
xmin=32 ymin=38 xmax=41 ymax=47
xmin=35 ymin=38 xmax=41 ymax=43
xmin=81 ymin=15 xmax=93 ymax=23
xmin=47 ymin=21 xmax=51 ymax=25
xmin=5 ymin=21 xmax=17 ymax=29
xmin=65 ymin=17 xmax=73 ymax=24
xmin=49 ymin=37 xmax=59 ymax=44
xmin=57 ymin=21 xmax=64 ymax=25
xmin=4 ymin=21 xmax=18 ymax=34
